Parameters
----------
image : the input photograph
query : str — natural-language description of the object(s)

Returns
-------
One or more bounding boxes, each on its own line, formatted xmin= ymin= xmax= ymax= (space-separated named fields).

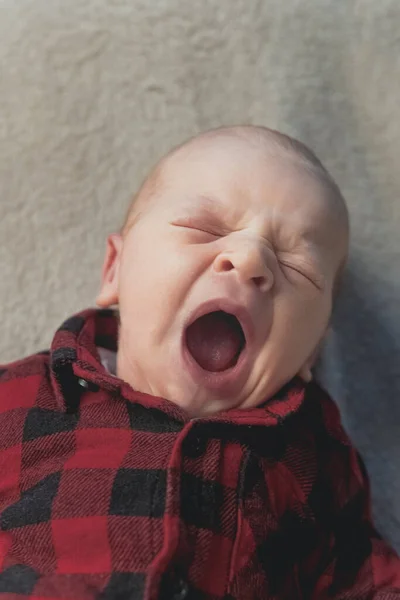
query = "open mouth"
xmin=185 ymin=310 xmax=246 ymax=373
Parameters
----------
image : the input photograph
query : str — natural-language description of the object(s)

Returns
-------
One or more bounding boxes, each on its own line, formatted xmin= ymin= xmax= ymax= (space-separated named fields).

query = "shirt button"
xmin=77 ymin=378 xmax=99 ymax=392
xmin=172 ymin=578 xmax=189 ymax=600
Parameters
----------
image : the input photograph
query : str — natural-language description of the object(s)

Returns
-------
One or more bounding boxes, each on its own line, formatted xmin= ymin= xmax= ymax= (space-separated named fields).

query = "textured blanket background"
xmin=1 ymin=0 xmax=399 ymax=550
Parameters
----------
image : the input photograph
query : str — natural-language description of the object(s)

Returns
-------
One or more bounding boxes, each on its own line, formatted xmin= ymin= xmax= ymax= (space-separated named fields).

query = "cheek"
xmin=274 ymin=289 xmax=331 ymax=344
xmin=261 ymin=295 xmax=330 ymax=377
xmin=300 ymin=298 xmax=331 ymax=353
xmin=119 ymin=236 xmax=153 ymax=293
xmin=118 ymin=231 xmax=196 ymax=318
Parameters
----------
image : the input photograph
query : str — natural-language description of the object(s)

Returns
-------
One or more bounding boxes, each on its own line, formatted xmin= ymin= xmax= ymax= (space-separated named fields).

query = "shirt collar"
xmin=49 ymin=307 xmax=307 ymax=424
xmin=50 ymin=307 xmax=121 ymax=411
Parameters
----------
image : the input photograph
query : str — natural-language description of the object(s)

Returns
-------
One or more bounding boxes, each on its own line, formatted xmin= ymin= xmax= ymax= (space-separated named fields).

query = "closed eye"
xmin=172 ymin=223 xmax=222 ymax=237
xmin=279 ymin=261 xmax=323 ymax=289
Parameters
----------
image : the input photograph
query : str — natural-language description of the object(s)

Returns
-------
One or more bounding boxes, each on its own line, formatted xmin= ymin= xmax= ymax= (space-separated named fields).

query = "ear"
xmin=298 ymin=353 xmax=317 ymax=383
xmin=298 ymin=325 xmax=332 ymax=383
xmin=96 ymin=233 xmax=123 ymax=308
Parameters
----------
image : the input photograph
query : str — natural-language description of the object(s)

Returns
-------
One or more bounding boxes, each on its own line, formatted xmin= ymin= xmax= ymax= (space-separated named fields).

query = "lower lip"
xmin=181 ymin=337 xmax=250 ymax=398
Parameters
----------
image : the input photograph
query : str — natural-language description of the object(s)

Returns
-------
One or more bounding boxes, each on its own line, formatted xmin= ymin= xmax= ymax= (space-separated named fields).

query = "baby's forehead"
xmin=163 ymin=133 xmax=329 ymax=198
xmin=130 ymin=128 xmax=348 ymax=250
xmin=161 ymin=136 xmax=335 ymax=216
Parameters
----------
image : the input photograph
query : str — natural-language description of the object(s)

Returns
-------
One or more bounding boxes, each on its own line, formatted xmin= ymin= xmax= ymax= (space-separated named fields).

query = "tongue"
xmin=185 ymin=311 xmax=245 ymax=372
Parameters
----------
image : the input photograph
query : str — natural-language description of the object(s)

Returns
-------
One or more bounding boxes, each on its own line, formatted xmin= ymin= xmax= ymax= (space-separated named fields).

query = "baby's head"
xmin=97 ymin=126 xmax=349 ymax=417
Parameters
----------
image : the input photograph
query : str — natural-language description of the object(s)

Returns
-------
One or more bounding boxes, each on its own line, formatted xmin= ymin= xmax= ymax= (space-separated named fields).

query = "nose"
xmin=213 ymin=239 xmax=274 ymax=293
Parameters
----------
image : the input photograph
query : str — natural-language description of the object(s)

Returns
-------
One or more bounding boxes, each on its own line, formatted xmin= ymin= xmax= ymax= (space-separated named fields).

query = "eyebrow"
xmin=180 ymin=196 xmax=223 ymax=215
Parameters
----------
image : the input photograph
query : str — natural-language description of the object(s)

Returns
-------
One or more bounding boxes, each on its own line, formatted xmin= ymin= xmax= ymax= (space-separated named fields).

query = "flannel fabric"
xmin=0 ymin=308 xmax=399 ymax=600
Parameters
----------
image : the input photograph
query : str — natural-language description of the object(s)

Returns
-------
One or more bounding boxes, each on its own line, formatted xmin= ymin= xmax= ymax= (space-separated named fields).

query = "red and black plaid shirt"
xmin=0 ymin=308 xmax=399 ymax=599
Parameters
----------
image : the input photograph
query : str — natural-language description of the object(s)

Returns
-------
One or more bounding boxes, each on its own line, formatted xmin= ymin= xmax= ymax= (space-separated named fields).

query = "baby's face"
xmin=97 ymin=135 xmax=347 ymax=417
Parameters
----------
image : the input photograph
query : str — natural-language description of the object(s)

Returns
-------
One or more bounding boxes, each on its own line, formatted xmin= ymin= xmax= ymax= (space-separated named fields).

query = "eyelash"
xmin=175 ymin=223 xmax=222 ymax=237
xmin=279 ymin=261 xmax=314 ymax=283
xmin=174 ymin=224 xmax=318 ymax=286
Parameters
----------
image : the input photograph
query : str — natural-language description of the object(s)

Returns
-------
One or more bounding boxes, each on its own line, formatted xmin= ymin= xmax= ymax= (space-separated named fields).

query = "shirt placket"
xmin=146 ymin=422 xmax=244 ymax=600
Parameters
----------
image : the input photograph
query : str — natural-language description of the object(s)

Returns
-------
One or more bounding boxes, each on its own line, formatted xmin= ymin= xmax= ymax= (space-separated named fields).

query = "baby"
xmin=0 ymin=125 xmax=399 ymax=599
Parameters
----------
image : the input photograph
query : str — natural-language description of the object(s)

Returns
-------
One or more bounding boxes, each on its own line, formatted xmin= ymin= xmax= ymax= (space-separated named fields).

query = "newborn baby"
xmin=0 ymin=125 xmax=399 ymax=600
xmin=98 ymin=125 xmax=347 ymax=417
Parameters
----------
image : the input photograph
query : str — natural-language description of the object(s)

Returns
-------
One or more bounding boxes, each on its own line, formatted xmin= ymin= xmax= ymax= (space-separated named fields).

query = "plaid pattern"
xmin=0 ymin=308 xmax=399 ymax=600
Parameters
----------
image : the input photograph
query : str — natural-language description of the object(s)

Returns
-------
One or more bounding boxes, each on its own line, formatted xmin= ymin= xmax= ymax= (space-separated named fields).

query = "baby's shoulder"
xmin=0 ymin=350 xmax=50 ymax=411
xmin=299 ymin=379 xmax=351 ymax=447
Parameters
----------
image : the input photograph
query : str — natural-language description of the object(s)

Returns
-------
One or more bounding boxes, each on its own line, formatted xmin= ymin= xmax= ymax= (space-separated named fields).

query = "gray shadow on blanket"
xmin=316 ymin=256 xmax=400 ymax=552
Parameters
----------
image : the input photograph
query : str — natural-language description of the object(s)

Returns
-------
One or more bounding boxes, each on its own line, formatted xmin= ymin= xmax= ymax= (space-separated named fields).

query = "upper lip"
xmin=185 ymin=298 xmax=255 ymax=348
